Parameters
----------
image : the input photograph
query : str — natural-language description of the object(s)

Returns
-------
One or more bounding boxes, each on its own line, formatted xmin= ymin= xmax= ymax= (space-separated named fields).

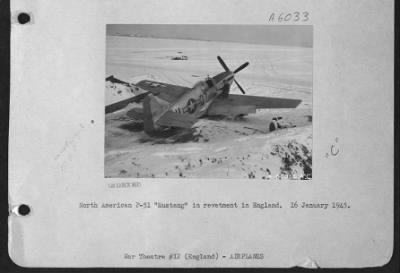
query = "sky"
xmin=107 ymin=25 xmax=313 ymax=48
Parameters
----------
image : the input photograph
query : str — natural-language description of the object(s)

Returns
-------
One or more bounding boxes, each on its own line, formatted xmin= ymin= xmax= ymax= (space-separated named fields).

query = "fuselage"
xmin=169 ymin=71 xmax=235 ymax=118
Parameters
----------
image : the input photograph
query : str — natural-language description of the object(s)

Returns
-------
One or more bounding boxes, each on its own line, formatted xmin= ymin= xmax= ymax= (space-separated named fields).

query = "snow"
xmin=105 ymin=36 xmax=313 ymax=179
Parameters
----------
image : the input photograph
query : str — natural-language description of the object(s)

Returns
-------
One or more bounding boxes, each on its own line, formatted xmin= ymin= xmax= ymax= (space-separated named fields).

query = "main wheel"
xmin=269 ymin=120 xmax=277 ymax=132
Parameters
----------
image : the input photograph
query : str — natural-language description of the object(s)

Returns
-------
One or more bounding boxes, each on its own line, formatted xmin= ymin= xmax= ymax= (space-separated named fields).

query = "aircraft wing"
xmin=155 ymin=111 xmax=198 ymax=129
xmin=136 ymin=80 xmax=190 ymax=103
xmin=209 ymin=94 xmax=302 ymax=111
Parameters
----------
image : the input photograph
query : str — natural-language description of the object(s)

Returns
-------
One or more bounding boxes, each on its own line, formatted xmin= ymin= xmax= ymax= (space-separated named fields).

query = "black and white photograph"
xmin=105 ymin=25 xmax=313 ymax=179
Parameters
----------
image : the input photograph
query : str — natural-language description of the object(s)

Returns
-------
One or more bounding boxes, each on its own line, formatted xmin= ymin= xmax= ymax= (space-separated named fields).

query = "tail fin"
xmin=142 ymin=94 xmax=170 ymax=133
xmin=142 ymin=96 xmax=155 ymax=133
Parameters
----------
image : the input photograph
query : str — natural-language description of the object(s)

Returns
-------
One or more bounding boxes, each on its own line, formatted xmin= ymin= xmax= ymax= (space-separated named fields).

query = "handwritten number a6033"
xmin=268 ymin=12 xmax=309 ymax=23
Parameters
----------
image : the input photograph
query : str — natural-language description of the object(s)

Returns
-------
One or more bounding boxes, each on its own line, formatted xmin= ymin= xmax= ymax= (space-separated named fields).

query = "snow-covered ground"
xmin=105 ymin=36 xmax=313 ymax=179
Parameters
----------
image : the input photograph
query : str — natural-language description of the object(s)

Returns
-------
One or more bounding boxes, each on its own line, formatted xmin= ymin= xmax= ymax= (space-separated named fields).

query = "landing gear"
xmin=269 ymin=119 xmax=278 ymax=132
xmin=269 ymin=116 xmax=295 ymax=132
xmin=219 ymin=84 xmax=230 ymax=98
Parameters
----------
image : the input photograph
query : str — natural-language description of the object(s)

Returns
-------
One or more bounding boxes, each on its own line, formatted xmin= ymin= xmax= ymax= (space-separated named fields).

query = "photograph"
xmin=105 ymin=24 xmax=313 ymax=179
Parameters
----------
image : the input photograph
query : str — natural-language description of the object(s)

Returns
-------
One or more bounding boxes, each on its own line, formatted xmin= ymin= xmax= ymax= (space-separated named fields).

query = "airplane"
xmin=105 ymin=56 xmax=302 ymax=134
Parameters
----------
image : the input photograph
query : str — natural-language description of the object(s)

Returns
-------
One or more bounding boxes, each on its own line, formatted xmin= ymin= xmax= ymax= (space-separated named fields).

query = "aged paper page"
xmin=9 ymin=0 xmax=393 ymax=268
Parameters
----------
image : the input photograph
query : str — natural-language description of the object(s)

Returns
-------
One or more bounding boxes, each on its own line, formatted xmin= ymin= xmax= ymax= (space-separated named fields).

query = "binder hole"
xmin=17 ymin=204 xmax=30 ymax=216
xmin=17 ymin=13 xmax=31 ymax=24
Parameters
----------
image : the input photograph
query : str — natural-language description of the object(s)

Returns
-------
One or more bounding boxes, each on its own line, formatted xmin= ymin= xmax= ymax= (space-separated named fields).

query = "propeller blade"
xmin=234 ymin=62 xmax=249 ymax=73
xmin=217 ymin=56 xmax=230 ymax=72
xmin=234 ymin=79 xmax=246 ymax=94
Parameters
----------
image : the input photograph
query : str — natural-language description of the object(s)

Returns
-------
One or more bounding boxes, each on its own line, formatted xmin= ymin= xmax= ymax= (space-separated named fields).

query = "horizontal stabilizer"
xmin=156 ymin=111 xmax=197 ymax=128
xmin=105 ymin=92 xmax=149 ymax=114
xmin=126 ymin=108 xmax=144 ymax=120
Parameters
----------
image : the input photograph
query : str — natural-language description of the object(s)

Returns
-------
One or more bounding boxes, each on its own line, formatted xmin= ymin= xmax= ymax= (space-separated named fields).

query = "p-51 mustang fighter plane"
xmin=106 ymin=56 xmax=302 ymax=134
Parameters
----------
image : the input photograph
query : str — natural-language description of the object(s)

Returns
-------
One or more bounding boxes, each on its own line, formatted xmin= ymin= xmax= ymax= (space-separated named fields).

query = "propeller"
xmin=233 ymin=62 xmax=249 ymax=74
xmin=217 ymin=56 xmax=249 ymax=94
xmin=217 ymin=56 xmax=230 ymax=72
xmin=234 ymin=79 xmax=246 ymax=94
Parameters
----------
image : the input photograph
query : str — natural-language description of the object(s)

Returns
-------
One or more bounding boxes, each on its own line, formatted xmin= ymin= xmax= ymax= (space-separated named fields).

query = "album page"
xmin=9 ymin=0 xmax=394 ymax=268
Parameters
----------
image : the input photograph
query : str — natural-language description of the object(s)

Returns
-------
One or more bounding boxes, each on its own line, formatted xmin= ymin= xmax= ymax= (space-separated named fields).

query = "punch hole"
xmin=17 ymin=204 xmax=31 ymax=216
xmin=13 ymin=11 xmax=33 ymax=25
xmin=17 ymin=12 xmax=31 ymax=24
